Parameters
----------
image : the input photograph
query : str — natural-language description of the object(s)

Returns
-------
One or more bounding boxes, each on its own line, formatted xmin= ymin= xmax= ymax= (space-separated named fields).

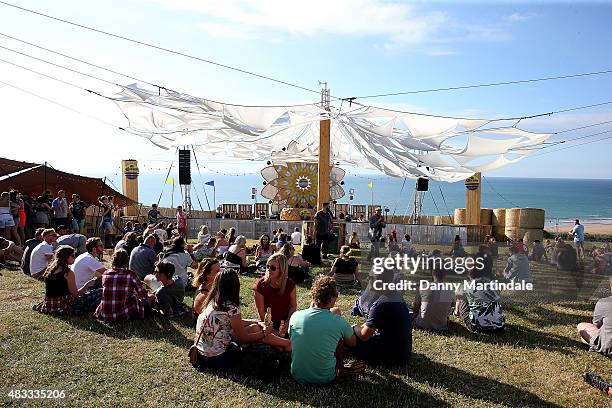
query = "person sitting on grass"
xmin=487 ymin=236 xmax=499 ymax=259
xmin=289 ymin=275 xmax=358 ymax=385
xmin=556 ymin=242 xmax=578 ymax=272
xmin=160 ymin=236 xmax=198 ymax=288
xmin=474 ymin=244 xmax=494 ymax=279
xmin=291 ymin=227 xmax=302 ymax=246
xmin=530 ymin=239 xmax=547 ymax=262
xmin=193 ymin=237 xmax=217 ymax=262
xmin=153 ymin=222 xmax=168 ymax=242
xmin=300 ymin=235 xmax=321 ymax=266
xmin=280 ymin=243 xmax=310 ymax=284
xmin=227 ymin=227 xmax=237 ymax=245
xmin=387 ymin=230 xmax=400 ymax=253
xmin=275 ymin=233 xmax=288 ymax=251
xmin=577 ymin=292 xmax=612 ymax=357
xmin=54 ymin=225 xmax=87 ymax=256
xmin=193 ymin=269 xmax=290 ymax=369
xmin=224 ymin=235 xmax=254 ymax=275
xmin=400 ymin=234 xmax=416 ymax=257
xmin=448 ymin=235 xmax=467 ymax=257
xmin=329 ymin=245 xmax=361 ymax=286
xmin=349 ymin=231 xmax=361 ymax=249
xmin=412 ymin=267 xmax=454 ymax=333
xmin=197 ymin=225 xmax=211 ymax=245
xmin=20 ymin=227 xmax=44 ymax=275
xmin=72 ymin=237 xmax=106 ymax=291
xmin=114 ymin=231 xmax=139 ymax=256
xmin=515 ymin=238 xmax=528 ymax=256
xmin=149 ymin=261 xmax=188 ymax=317
xmin=95 ymin=249 xmax=151 ymax=323
xmin=0 ymin=236 xmax=24 ymax=266
xmin=33 ymin=245 xmax=102 ymax=316
xmin=192 ymin=258 xmax=221 ymax=324
xmin=455 ymin=266 xmax=505 ymax=333
xmin=29 ymin=229 xmax=59 ymax=279
xmin=254 ymin=253 xmax=296 ymax=334
xmin=503 ymin=246 xmax=532 ymax=282
xmin=255 ymin=234 xmax=274 ymax=270
xmin=352 ymin=268 xmax=412 ymax=365
xmin=214 ymin=231 xmax=230 ymax=256
xmin=129 ymin=234 xmax=158 ymax=280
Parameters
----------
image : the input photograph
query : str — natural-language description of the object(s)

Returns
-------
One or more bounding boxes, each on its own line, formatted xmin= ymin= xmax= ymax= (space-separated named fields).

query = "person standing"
xmin=314 ymin=202 xmax=334 ymax=259
xmin=148 ymin=204 xmax=161 ymax=225
xmin=98 ymin=196 xmax=114 ymax=249
xmin=69 ymin=194 xmax=87 ymax=234
xmin=367 ymin=208 xmax=386 ymax=261
xmin=571 ymin=219 xmax=585 ymax=261
xmin=176 ymin=205 xmax=187 ymax=239
xmin=51 ymin=190 xmax=69 ymax=229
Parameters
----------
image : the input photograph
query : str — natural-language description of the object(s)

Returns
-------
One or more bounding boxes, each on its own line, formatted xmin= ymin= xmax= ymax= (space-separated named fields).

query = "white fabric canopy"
xmin=109 ymin=84 xmax=551 ymax=182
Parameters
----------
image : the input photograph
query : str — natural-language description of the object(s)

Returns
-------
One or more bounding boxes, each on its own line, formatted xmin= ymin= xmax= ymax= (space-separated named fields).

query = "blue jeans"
xmin=72 ymin=219 xmax=85 ymax=233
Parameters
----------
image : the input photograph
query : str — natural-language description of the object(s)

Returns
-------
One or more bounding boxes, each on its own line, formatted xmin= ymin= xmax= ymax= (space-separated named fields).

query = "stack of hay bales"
xmin=480 ymin=208 xmax=493 ymax=226
xmin=453 ymin=208 xmax=466 ymax=225
xmin=492 ymin=208 xmax=506 ymax=241
xmin=504 ymin=208 xmax=545 ymax=242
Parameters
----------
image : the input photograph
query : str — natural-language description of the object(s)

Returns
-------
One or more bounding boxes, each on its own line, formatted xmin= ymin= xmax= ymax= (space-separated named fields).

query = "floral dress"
xmin=457 ymin=278 xmax=505 ymax=332
xmin=195 ymin=301 xmax=240 ymax=357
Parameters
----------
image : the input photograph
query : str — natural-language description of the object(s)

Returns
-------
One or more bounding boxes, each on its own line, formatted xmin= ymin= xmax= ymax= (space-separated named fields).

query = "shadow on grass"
xmin=56 ymin=313 xmax=193 ymax=349
xmin=401 ymin=353 xmax=563 ymax=408
xmin=198 ymin=366 xmax=453 ymax=408
xmin=445 ymin=320 xmax=585 ymax=355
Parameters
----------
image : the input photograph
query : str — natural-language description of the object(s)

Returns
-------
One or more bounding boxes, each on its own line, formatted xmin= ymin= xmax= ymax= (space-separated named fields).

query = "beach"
xmin=546 ymin=222 xmax=612 ymax=236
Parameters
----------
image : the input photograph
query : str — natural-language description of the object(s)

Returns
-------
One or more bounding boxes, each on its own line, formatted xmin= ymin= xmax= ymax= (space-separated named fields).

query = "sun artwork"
xmin=260 ymin=162 xmax=345 ymax=208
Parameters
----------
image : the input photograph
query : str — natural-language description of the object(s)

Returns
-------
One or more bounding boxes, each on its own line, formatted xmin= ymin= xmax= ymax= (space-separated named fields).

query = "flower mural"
xmin=261 ymin=162 xmax=345 ymax=208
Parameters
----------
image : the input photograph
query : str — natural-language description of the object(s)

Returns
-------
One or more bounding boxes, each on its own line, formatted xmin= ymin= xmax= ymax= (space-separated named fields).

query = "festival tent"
xmin=108 ymin=84 xmax=552 ymax=182
xmin=0 ymin=159 xmax=135 ymax=207
xmin=0 ymin=157 xmax=40 ymax=178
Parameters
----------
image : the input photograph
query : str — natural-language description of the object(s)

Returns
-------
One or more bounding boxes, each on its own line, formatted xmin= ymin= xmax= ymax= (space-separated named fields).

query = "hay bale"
xmin=434 ymin=215 xmax=452 ymax=225
xmin=492 ymin=226 xmax=506 ymax=242
xmin=505 ymin=208 xmax=522 ymax=228
xmin=492 ymin=208 xmax=506 ymax=227
xmin=519 ymin=208 xmax=545 ymax=229
xmin=453 ymin=208 xmax=466 ymax=225
xmin=280 ymin=208 xmax=302 ymax=221
xmin=480 ymin=208 xmax=493 ymax=225
xmin=522 ymin=228 xmax=544 ymax=244
xmin=504 ymin=226 xmax=524 ymax=242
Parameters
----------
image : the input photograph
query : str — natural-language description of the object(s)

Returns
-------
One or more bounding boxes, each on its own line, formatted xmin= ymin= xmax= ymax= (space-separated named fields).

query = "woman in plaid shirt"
xmin=95 ymin=249 xmax=151 ymax=323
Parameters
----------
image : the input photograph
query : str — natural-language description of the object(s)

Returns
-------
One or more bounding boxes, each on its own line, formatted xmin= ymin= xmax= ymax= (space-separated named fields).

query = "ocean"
xmin=105 ymin=173 xmax=612 ymax=226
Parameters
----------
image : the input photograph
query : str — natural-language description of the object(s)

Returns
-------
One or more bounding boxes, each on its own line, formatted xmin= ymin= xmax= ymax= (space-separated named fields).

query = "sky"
xmin=1 ymin=0 xmax=612 ymax=185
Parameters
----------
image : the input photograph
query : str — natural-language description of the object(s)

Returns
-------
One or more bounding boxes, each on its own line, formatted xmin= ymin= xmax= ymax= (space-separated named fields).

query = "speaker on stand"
xmin=178 ymin=149 xmax=192 ymax=213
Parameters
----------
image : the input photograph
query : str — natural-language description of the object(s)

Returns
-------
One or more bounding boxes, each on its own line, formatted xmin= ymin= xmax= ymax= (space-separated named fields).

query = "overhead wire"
xmin=0 ymin=0 xmax=330 ymax=99
xmin=350 ymin=69 xmax=612 ymax=99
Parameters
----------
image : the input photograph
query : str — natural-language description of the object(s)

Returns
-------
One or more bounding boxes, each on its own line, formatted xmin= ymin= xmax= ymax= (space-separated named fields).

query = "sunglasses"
xmin=266 ymin=264 xmax=277 ymax=271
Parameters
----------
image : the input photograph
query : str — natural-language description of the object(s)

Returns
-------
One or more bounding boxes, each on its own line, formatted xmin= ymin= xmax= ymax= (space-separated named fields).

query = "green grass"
xmin=1 ymin=243 xmax=611 ymax=407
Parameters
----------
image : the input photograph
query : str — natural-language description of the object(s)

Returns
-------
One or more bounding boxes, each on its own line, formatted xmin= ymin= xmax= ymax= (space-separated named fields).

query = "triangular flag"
xmin=166 ymin=178 xmax=174 ymax=184
xmin=367 ymin=181 xmax=373 ymax=188
xmin=205 ymin=180 xmax=215 ymax=187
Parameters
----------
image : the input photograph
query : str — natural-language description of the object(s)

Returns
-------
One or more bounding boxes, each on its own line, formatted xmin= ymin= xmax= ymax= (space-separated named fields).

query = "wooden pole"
xmin=465 ymin=172 xmax=482 ymax=225
xmin=317 ymin=118 xmax=331 ymax=210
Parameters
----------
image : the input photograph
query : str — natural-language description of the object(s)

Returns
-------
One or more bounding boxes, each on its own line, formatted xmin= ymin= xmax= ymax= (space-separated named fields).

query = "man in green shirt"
xmin=289 ymin=276 xmax=356 ymax=384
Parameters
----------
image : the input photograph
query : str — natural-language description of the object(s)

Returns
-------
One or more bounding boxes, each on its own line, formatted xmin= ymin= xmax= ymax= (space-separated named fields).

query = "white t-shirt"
xmin=30 ymin=242 xmax=54 ymax=275
xmin=571 ymin=224 xmax=585 ymax=242
xmin=162 ymin=252 xmax=193 ymax=283
xmin=154 ymin=229 xmax=168 ymax=242
xmin=72 ymin=252 xmax=104 ymax=289
xmin=291 ymin=231 xmax=302 ymax=245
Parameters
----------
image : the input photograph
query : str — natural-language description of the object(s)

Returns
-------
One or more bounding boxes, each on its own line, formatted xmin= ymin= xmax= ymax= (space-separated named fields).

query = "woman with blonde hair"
xmin=253 ymin=253 xmax=296 ymax=334
xmin=329 ymin=245 xmax=360 ymax=286
xmin=280 ymin=242 xmax=310 ymax=283
xmin=34 ymin=245 xmax=102 ymax=315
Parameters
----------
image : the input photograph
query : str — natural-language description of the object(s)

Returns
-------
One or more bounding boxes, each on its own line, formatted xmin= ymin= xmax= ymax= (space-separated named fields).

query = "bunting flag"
xmin=367 ymin=181 xmax=373 ymax=188
xmin=166 ymin=178 xmax=174 ymax=184
xmin=205 ymin=180 xmax=215 ymax=187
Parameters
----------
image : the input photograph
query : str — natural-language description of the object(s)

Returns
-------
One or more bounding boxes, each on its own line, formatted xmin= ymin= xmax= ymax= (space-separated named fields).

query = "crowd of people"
xmin=1 ymin=194 xmax=611 ymax=384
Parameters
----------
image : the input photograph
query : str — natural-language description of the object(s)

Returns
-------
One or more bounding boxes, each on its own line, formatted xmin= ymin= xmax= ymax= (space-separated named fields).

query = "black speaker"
xmin=178 ymin=150 xmax=191 ymax=185
xmin=416 ymin=177 xmax=429 ymax=191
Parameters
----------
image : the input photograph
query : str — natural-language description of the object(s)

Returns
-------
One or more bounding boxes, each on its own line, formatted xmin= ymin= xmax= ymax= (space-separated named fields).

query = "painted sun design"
xmin=261 ymin=162 xmax=345 ymax=208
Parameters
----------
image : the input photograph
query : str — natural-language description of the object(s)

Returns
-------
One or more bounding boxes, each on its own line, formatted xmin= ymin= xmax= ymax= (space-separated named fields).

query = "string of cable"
xmin=349 ymin=69 xmax=612 ymax=99
xmin=0 ymin=0 xmax=329 ymax=99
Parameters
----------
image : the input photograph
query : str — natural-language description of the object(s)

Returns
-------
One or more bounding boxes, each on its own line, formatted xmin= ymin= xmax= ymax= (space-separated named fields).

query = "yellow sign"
xmin=465 ymin=174 xmax=480 ymax=190
xmin=124 ymin=161 xmax=139 ymax=180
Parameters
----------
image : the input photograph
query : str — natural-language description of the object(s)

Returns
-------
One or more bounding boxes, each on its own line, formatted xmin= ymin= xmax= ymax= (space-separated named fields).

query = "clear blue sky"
xmin=0 ymin=0 xmax=611 ymax=179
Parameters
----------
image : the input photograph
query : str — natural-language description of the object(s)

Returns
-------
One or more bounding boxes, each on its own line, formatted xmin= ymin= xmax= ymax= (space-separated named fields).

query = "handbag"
xmin=188 ymin=321 xmax=206 ymax=367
